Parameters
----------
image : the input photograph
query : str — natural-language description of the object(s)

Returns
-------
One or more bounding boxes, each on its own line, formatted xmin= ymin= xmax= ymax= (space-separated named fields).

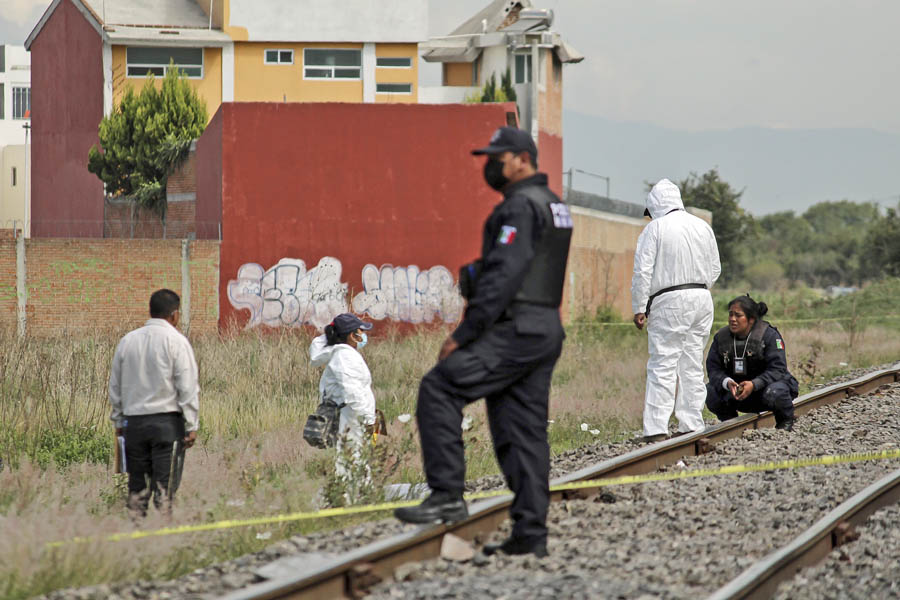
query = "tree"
xmin=863 ymin=207 xmax=900 ymax=279
xmin=464 ymin=68 xmax=517 ymax=103
xmin=88 ymin=64 xmax=207 ymax=218
xmin=677 ymin=169 xmax=754 ymax=284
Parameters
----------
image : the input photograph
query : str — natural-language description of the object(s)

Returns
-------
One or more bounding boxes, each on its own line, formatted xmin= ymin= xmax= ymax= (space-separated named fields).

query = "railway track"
xmin=220 ymin=365 xmax=900 ymax=600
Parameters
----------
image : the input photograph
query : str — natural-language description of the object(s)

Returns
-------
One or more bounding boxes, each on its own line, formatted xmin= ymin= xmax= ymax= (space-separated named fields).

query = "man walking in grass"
xmin=109 ymin=289 xmax=199 ymax=517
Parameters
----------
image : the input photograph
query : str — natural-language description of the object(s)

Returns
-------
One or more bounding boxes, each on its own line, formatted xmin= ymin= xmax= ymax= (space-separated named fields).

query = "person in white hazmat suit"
xmin=309 ymin=313 xmax=377 ymax=499
xmin=631 ymin=179 xmax=721 ymax=441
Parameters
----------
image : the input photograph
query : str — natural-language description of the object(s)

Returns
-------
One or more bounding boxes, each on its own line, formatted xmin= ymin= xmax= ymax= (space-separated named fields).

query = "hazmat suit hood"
xmin=645 ymin=179 xmax=685 ymax=220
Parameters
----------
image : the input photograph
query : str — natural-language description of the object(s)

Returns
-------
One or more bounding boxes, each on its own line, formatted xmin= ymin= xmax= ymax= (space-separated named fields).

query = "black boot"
xmin=775 ymin=418 xmax=795 ymax=431
xmin=394 ymin=492 xmax=468 ymax=524
xmin=483 ymin=535 xmax=548 ymax=558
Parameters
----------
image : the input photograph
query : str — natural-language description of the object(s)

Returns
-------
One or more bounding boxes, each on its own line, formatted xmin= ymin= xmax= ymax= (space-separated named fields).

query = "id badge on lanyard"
xmin=734 ymin=358 xmax=746 ymax=375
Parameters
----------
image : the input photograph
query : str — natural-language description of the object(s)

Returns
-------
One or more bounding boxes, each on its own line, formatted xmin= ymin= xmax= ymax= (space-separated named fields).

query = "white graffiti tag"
xmin=352 ymin=264 xmax=464 ymax=324
xmin=227 ymin=257 xmax=348 ymax=328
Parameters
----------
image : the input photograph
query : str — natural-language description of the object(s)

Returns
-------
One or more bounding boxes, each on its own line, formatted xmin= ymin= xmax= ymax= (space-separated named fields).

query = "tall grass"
xmin=2 ymin=292 xmax=900 ymax=598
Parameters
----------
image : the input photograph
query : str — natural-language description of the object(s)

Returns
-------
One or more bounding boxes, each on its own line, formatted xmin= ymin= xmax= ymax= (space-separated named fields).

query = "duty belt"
xmin=645 ymin=283 xmax=707 ymax=316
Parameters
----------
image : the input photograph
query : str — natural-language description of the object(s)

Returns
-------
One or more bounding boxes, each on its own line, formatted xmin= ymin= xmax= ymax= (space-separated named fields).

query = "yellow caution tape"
xmin=45 ymin=447 xmax=900 ymax=548
xmin=572 ymin=315 xmax=900 ymax=328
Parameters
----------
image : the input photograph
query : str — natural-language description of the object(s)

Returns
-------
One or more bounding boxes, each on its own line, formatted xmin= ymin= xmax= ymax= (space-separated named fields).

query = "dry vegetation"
xmin=2 ymin=293 xmax=899 ymax=599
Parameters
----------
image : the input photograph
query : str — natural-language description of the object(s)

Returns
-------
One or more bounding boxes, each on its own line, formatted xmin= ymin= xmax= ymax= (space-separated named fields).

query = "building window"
xmin=126 ymin=47 xmax=203 ymax=78
xmin=376 ymin=57 xmax=411 ymax=68
xmin=303 ymin=49 xmax=361 ymax=80
xmin=514 ymin=54 xmax=532 ymax=84
xmin=376 ymin=83 xmax=412 ymax=94
xmin=552 ymin=53 xmax=562 ymax=85
xmin=11 ymin=167 xmax=16 ymax=187
xmin=265 ymin=49 xmax=294 ymax=64
xmin=12 ymin=86 xmax=30 ymax=119
xmin=0 ymin=83 xmax=4 ymax=119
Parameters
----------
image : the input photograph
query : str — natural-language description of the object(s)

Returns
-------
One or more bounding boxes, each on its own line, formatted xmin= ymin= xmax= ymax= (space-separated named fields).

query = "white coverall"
xmin=631 ymin=179 xmax=721 ymax=436
xmin=309 ymin=335 xmax=376 ymax=488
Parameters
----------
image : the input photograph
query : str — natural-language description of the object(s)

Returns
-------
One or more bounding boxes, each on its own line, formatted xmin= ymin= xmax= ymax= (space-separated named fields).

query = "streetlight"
xmin=564 ymin=167 xmax=610 ymax=199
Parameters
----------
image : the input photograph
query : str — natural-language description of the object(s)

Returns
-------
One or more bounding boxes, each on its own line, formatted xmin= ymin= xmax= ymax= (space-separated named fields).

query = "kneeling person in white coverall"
xmin=631 ymin=179 xmax=721 ymax=442
xmin=309 ymin=313 xmax=377 ymax=501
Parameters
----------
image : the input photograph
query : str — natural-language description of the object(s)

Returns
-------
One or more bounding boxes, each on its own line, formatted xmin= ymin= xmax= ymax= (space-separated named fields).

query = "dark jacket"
xmin=706 ymin=321 xmax=798 ymax=395
xmin=452 ymin=173 xmax=571 ymax=347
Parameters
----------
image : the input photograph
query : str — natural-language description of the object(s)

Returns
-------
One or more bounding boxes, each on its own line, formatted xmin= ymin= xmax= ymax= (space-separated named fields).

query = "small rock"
xmin=440 ymin=532 xmax=475 ymax=562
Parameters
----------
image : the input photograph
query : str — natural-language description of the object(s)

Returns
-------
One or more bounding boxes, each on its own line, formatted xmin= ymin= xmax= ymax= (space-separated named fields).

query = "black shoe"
xmin=775 ymin=419 xmax=795 ymax=432
xmin=483 ymin=536 xmax=548 ymax=558
xmin=394 ymin=492 xmax=468 ymax=524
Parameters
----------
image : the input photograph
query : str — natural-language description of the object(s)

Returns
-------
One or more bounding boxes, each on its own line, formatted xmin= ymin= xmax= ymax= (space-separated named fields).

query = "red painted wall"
xmin=195 ymin=108 xmax=223 ymax=240
xmin=539 ymin=130 xmax=564 ymax=198
xmin=30 ymin=0 xmax=105 ymax=237
xmin=199 ymin=102 xmax=521 ymax=327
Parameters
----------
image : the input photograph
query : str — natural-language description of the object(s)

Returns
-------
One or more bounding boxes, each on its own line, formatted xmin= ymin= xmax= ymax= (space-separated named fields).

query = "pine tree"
xmin=88 ymin=62 xmax=207 ymax=218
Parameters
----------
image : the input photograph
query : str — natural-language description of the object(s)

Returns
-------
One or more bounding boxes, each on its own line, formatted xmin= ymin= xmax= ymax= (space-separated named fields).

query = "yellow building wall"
xmin=374 ymin=43 xmax=417 ymax=104
xmin=111 ymin=46 xmax=222 ymax=123
xmin=233 ymin=42 xmax=363 ymax=103
xmin=443 ymin=62 xmax=474 ymax=87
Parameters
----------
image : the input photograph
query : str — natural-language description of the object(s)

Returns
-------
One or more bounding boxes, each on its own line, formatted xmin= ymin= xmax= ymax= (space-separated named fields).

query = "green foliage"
xmin=87 ymin=64 xmax=207 ymax=217
xmin=464 ymin=69 xmax=516 ymax=104
xmin=863 ymin=207 xmax=900 ymax=278
xmin=677 ymin=169 xmax=754 ymax=285
xmin=32 ymin=425 xmax=110 ymax=469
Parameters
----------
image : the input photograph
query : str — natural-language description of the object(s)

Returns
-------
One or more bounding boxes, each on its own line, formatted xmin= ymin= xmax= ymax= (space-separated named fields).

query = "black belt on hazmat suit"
xmin=644 ymin=283 xmax=707 ymax=316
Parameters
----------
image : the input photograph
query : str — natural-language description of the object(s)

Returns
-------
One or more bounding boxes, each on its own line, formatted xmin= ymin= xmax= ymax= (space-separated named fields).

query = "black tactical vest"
xmin=714 ymin=320 xmax=770 ymax=380
xmin=512 ymin=185 xmax=573 ymax=307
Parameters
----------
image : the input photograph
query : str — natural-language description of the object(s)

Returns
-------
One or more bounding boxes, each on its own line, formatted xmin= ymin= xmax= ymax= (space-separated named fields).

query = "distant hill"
xmin=562 ymin=112 xmax=900 ymax=216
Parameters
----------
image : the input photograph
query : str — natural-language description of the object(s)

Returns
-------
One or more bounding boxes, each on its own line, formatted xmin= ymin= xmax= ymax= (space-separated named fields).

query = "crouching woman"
xmin=309 ymin=313 xmax=377 ymax=500
xmin=705 ymin=296 xmax=799 ymax=431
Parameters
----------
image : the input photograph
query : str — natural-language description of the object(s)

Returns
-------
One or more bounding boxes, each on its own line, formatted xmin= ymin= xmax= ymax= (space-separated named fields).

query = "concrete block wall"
xmin=0 ymin=238 xmax=219 ymax=336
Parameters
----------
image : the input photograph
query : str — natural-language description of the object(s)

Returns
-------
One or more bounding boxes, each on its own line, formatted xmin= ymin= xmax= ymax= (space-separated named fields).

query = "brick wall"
xmin=0 ymin=239 xmax=16 ymax=325
xmin=0 ymin=238 xmax=219 ymax=336
xmin=104 ymin=198 xmax=197 ymax=239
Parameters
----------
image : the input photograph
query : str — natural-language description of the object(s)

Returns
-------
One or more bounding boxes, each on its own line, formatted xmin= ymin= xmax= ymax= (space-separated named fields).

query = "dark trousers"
xmin=705 ymin=380 xmax=796 ymax=424
xmin=123 ymin=413 xmax=186 ymax=516
xmin=417 ymin=315 xmax=564 ymax=541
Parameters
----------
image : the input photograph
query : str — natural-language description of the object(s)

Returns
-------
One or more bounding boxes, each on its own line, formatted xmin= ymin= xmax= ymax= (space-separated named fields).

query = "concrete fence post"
xmin=181 ymin=239 xmax=191 ymax=335
xmin=16 ymin=232 xmax=26 ymax=338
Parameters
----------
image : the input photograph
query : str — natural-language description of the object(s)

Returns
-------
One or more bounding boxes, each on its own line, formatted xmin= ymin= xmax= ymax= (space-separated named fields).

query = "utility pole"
xmin=22 ymin=120 xmax=30 ymax=238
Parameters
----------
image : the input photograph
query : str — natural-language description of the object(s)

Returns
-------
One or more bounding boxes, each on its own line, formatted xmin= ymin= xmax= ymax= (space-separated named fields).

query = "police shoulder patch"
xmin=497 ymin=225 xmax=517 ymax=245
xmin=550 ymin=203 xmax=573 ymax=228
xmin=775 ymin=339 xmax=784 ymax=350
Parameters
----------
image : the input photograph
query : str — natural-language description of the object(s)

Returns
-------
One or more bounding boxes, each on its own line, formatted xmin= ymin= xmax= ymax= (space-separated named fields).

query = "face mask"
xmin=483 ymin=158 xmax=509 ymax=191
xmin=356 ymin=332 xmax=368 ymax=349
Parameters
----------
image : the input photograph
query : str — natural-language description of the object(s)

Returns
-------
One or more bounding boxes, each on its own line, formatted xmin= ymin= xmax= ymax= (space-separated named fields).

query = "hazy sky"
xmin=4 ymin=0 xmax=898 ymax=134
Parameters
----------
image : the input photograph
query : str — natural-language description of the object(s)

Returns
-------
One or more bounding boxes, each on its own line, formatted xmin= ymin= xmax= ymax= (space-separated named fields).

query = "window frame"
xmin=375 ymin=82 xmax=413 ymax=95
xmin=375 ymin=56 xmax=412 ymax=69
xmin=264 ymin=49 xmax=295 ymax=65
xmin=125 ymin=47 xmax=204 ymax=79
xmin=514 ymin=53 xmax=533 ymax=84
xmin=302 ymin=48 xmax=362 ymax=81
xmin=12 ymin=86 xmax=30 ymax=120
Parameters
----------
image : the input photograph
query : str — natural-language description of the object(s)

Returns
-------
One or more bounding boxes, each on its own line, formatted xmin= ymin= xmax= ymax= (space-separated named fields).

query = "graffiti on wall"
xmin=227 ymin=258 xmax=464 ymax=328
xmin=351 ymin=264 xmax=464 ymax=324
xmin=227 ymin=257 xmax=348 ymax=328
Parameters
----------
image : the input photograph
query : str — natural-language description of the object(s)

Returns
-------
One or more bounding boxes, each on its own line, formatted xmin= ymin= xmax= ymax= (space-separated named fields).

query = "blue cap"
xmin=472 ymin=126 xmax=537 ymax=164
xmin=330 ymin=313 xmax=373 ymax=336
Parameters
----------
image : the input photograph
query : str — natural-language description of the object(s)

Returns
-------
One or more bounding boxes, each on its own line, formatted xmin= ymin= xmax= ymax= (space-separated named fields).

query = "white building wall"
xmin=0 ymin=144 xmax=28 ymax=229
xmin=0 ymin=45 xmax=31 ymax=149
xmin=228 ymin=0 xmax=428 ymax=42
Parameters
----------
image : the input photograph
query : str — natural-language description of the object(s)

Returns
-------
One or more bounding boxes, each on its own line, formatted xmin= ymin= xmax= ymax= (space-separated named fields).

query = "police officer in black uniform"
xmin=706 ymin=295 xmax=799 ymax=430
xmin=394 ymin=127 xmax=573 ymax=558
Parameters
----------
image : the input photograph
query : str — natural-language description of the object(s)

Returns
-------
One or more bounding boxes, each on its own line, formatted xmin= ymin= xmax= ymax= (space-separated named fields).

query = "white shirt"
xmin=309 ymin=335 xmax=376 ymax=445
xmin=109 ymin=318 xmax=200 ymax=431
xmin=631 ymin=179 xmax=722 ymax=314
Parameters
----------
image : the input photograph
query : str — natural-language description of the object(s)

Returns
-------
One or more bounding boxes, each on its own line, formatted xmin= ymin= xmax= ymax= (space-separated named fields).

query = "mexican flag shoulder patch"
xmin=775 ymin=339 xmax=784 ymax=350
xmin=497 ymin=225 xmax=517 ymax=245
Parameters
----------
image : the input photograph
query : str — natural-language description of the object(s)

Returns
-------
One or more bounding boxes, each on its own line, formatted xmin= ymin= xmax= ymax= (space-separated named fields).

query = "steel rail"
xmin=223 ymin=365 xmax=900 ymax=600
xmin=709 ymin=466 xmax=900 ymax=600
